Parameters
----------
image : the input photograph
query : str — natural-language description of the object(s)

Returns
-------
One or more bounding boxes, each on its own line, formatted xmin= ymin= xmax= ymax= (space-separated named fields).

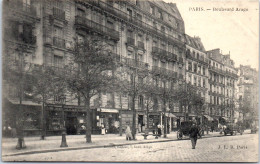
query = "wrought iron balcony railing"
xmin=75 ymin=15 xmax=120 ymax=41
xmin=7 ymin=1 xmax=37 ymax=16
xmin=152 ymin=47 xmax=178 ymax=62
xmin=84 ymin=0 xmax=183 ymax=45
xmin=121 ymin=57 xmax=149 ymax=70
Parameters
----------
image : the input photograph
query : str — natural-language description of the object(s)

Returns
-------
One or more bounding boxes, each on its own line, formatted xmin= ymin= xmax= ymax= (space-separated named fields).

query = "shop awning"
xmin=221 ymin=117 xmax=229 ymax=121
xmin=204 ymin=115 xmax=214 ymax=121
xmin=166 ymin=113 xmax=177 ymax=118
xmin=99 ymin=108 xmax=119 ymax=113
xmin=8 ymin=99 xmax=42 ymax=106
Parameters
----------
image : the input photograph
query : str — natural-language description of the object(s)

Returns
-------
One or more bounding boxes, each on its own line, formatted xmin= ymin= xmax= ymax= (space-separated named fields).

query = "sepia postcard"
xmin=2 ymin=0 xmax=259 ymax=162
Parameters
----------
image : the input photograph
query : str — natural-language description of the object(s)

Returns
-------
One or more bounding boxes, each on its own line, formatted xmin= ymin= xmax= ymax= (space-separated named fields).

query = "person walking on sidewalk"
xmin=189 ymin=122 xmax=201 ymax=149
xmin=125 ymin=124 xmax=133 ymax=140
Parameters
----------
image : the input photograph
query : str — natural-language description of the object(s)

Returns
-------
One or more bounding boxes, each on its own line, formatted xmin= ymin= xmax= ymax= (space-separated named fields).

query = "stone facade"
xmin=3 ymin=0 xmax=252 ymax=136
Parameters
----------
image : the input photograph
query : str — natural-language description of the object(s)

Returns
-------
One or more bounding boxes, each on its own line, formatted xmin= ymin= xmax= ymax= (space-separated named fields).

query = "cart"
xmin=177 ymin=121 xmax=193 ymax=140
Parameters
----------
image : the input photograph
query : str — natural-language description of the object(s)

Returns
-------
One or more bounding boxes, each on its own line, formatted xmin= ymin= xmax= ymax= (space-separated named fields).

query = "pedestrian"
xmin=125 ymin=124 xmax=133 ymax=140
xmin=157 ymin=124 xmax=161 ymax=136
xmin=189 ymin=122 xmax=201 ymax=149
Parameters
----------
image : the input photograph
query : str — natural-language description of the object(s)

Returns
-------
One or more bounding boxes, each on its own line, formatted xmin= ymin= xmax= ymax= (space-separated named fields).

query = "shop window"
xmin=23 ymin=112 xmax=40 ymax=130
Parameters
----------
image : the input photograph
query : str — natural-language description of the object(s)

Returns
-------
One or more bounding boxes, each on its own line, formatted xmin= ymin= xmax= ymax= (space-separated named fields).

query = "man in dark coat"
xmin=189 ymin=122 xmax=201 ymax=149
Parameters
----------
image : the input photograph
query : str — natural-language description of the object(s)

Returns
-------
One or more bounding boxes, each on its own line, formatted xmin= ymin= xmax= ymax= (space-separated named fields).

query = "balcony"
xmin=84 ymin=0 xmax=183 ymax=46
xmin=6 ymin=1 xmax=37 ymax=17
xmin=127 ymin=37 xmax=135 ymax=47
xmin=75 ymin=16 xmax=120 ymax=41
xmin=53 ymin=7 xmax=66 ymax=21
xmin=5 ymin=30 xmax=37 ymax=46
xmin=152 ymin=66 xmax=177 ymax=79
xmin=137 ymin=41 xmax=144 ymax=50
xmin=186 ymin=52 xmax=208 ymax=65
xmin=225 ymin=70 xmax=238 ymax=79
xmin=208 ymin=66 xmax=225 ymax=75
xmin=152 ymin=47 xmax=178 ymax=62
xmin=121 ymin=57 xmax=149 ymax=70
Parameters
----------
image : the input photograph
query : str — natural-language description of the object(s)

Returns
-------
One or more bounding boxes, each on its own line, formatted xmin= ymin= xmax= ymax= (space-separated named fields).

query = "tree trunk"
xmin=40 ymin=102 xmax=46 ymax=140
xmin=119 ymin=94 xmax=122 ymax=136
xmin=163 ymin=96 xmax=167 ymax=138
xmin=146 ymin=102 xmax=149 ymax=134
xmin=132 ymin=95 xmax=136 ymax=140
xmin=85 ymin=96 xmax=92 ymax=143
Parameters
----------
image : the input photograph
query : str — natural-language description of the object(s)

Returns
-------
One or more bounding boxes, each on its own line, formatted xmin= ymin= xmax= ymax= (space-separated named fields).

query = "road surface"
xmin=3 ymin=133 xmax=258 ymax=162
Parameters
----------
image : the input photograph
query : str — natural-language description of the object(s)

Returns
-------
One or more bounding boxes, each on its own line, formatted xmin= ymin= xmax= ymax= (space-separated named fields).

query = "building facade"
xmin=3 ymin=0 xmax=252 ymax=136
xmin=237 ymin=65 xmax=259 ymax=127
xmin=206 ymin=49 xmax=238 ymax=128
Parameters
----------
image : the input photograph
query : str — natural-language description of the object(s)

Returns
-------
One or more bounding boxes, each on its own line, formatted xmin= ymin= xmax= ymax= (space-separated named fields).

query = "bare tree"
xmin=116 ymin=63 xmax=150 ymax=140
xmin=63 ymin=37 xmax=118 ymax=143
xmin=3 ymin=47 xmax=33 ymax=149
xmin=31 ymin=65 xmax=67 ymax=140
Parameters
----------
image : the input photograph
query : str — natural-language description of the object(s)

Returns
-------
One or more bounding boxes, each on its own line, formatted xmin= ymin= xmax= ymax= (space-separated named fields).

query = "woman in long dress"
xmin=125 ymin=125 xmax=133 ymax=140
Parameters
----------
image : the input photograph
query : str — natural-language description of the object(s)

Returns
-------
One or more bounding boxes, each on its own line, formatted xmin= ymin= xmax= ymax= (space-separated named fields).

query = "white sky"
xmin=163 ymin=0 xmax=259 ymax=70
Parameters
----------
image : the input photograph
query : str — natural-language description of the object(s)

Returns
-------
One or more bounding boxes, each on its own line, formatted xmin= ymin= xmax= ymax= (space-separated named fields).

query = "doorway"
xmin=66 ymin=117 xmax=77 ymax=135
xmin=138 ymin=115 xmax=144 ymax=132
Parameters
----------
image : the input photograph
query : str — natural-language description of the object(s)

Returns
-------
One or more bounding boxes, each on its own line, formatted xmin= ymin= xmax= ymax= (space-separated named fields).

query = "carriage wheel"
xmin=177 ymin=131 xmax=183 ymax=140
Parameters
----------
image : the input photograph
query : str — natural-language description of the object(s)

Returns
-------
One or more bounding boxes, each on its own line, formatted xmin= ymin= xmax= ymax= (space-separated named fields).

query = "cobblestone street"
xmin=3 ymin=133 xmax=258 ymax=162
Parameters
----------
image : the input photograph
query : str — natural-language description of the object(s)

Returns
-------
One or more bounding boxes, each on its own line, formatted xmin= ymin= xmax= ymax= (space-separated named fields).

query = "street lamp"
xmin=60 ymin=95 xmax=68 ymax=147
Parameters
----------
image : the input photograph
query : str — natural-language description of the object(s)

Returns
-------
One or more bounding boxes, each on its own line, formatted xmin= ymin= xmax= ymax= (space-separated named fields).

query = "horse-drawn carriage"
xmin=177 ymin=121 xmax=203 ymax=140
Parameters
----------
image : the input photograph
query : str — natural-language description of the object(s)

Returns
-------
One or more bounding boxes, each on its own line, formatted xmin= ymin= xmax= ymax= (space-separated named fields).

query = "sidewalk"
xmin=2 ymin=130 xmax=251 ymax=157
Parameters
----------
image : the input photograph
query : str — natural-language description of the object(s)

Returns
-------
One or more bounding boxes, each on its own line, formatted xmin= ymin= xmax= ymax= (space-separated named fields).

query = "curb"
xmin=3 ymin=133 xmax=251 ymax=157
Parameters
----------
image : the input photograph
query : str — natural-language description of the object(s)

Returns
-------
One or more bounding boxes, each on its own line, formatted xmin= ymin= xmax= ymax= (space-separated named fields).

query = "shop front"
xmin=97 ymin=108 xmax=119 ymax=134
xmin=148 ymin=113 xmax=160 ymax=133
xmin=3 ymin=98 xmax=42 ymax=137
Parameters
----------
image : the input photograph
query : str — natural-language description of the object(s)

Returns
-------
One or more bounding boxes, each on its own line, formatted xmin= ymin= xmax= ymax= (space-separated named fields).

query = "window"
xmin=54 ymin=55 xmax=63 ymax=68
xmin=106 ymin=92 xmax=114 ymax=107
xmin=203 ymin=79 xmax=206 ymax=88
xmin=23 ymin=0 xmax=31 ymax=5
xmin=188 ymin=75 xmax=192 ymax=84
xmin=153 ymin=59 xmax=158 ymax=67
xmin=127 ymin=8 xmax=132 ymax=18
xmin=77 ymin=8 xmax=85 ymax=17
xmin=158 ymin=11 xmax=163 ymax=20
xmin=161 ymin=26 xmax=165 ymax=33
xmin=107 ymin=20 xmax=114 ymax=30
xmin=153 ymin=21 xmax=157 ymax=29
xmin=137 ymin=13 xmax=142 ymax=21
xmin=150 ymin=6 xmax=155 ymax=15
xmin=77 ymin=34 xmax=84 ymax=43
xmin=188 ymin=62 xmax=192 ymax=71
xmin=194 ymin=76 xmax=197 ymax=86
xmin=198 ymin=77 xmax=201 ymax=87
xmin=138 ymin=95 xmax=144 ymax=109
xmin=54 ymin=26 xmax=63 ymax=37
xmin=193 ymin=63 xmax=197 ymax=73
xmin=202 ymin=66 xmax=205 ymax=75
xmin=136 ymin=0 xmax=141 ymax=7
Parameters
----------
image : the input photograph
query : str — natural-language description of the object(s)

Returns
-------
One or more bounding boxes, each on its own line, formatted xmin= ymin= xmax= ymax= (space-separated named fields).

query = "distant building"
xmin=237 ymin=65 xmax=259 ymax=127
xmin=206 ymin=49 xmax=238 ymax=127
